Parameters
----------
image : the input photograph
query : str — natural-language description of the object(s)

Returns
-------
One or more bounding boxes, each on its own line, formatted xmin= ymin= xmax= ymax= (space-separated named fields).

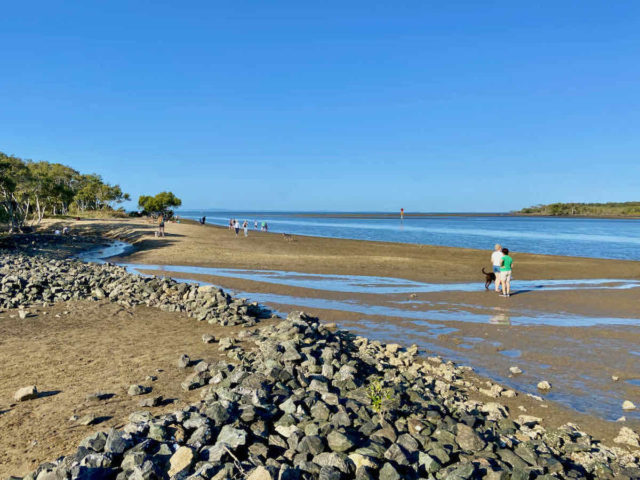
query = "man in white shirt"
xmin=491 ymin=244 xmax=504 ymax=293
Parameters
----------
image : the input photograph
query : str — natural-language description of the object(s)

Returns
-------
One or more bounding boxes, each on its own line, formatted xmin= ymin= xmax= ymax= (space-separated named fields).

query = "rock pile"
xmin=22 ymin=312 xmax=640 ymax=480
xmin=0 ymin=253 xmax=263 ymax=326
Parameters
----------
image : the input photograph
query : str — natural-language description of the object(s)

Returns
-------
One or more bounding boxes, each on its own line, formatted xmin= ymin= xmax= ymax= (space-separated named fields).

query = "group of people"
xmin=228 ymin=218 xmax=268 ymax=237
xmin=490 ymin=244 xmax=514 ymax=297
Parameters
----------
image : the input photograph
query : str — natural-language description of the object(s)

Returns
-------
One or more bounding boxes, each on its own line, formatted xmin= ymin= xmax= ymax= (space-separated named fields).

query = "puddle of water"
xmin=499 ymin=349 xmax=522 ymax=358
xmin=458 ymin=343 xmax=474 ymax=350
xmin=626 ymin=379 xmax=640 ymax=387
xmin=79 ymin=242 xmax=640 ymax=295
xmin=76 ymin=241 xmax=134 ymax=263
xmin=141 ymin=279 xmax=640 ymax=328
xmin=464 ymin=336 xmax=487 ymax=343
xmin=630 ymin=351 xmax=640 ymax=356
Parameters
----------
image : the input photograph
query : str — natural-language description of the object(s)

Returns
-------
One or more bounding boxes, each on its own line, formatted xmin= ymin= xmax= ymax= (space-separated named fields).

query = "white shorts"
xmin=500 ymin=270 xmax=512 ymax=281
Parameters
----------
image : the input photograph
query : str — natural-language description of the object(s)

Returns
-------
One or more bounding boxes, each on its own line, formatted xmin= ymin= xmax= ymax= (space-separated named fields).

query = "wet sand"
xmin=43 ymin=218 xmax=640 ymax=426
xmin=47 ymin=217 xmax=640 ymax=283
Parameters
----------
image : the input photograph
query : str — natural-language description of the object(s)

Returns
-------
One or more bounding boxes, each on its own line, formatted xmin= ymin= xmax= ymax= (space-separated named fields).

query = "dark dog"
xmin=482 ymin=268 xmax=496 ymax=289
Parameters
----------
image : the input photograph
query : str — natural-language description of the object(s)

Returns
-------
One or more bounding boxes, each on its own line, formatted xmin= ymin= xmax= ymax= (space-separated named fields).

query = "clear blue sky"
xmin=1 ymin=1 xmax=639 ymax=212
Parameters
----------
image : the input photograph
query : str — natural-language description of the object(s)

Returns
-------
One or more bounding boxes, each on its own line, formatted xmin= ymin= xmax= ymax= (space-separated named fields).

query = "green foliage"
xmin=0 ymin=151 xmax=130 ymax=231
xmin=516 ymin=202 xmax=640 ymax=217
xmin=138 ymin=191 xmax=182 ymax=216
xmin=366 ymin=377 xmax=394 ymax=420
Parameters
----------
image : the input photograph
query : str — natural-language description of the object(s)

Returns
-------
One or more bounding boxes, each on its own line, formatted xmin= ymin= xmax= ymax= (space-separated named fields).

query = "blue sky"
xmin=1 ymin=1 xmax=639 ymax=212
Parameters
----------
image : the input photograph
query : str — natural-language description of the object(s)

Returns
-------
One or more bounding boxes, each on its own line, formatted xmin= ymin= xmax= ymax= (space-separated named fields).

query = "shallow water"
xmin=180 ymin=211 xmax=640 ymax=260
xmin=77 ymin=242 xmax=640 ymax=420
xmin=97 ymin=263 xmax=640 ymax=295
xmin=499 ymin=349 xmax=522 ymax=358
xmin=79 ymin=242 xmax=640 ymax=328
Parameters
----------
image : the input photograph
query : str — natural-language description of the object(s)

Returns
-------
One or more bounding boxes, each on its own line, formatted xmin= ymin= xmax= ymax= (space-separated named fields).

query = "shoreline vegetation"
xmin=516 ymin=202 xmax=640 ymax=218
xmin=0 ymin=151 xmax=130 ymax=232
xmin=0 ymin=151 xmax=181 ymax=234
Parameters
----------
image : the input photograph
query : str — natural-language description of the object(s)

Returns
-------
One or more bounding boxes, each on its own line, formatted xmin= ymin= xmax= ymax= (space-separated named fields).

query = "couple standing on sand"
xmin=491 ymin=244 xmax=513 ymax=297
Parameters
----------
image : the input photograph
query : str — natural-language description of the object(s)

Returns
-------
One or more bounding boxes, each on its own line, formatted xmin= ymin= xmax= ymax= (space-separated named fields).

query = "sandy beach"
xmin=52 ymin=217 xmax=640 ymax=283
xmin=55 ymin=218 xmax=640 ymax=419
xmin=0 ymin=218 xmax=638 ymax=476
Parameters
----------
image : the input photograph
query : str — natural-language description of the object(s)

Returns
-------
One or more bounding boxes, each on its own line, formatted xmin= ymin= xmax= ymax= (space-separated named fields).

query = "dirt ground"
xmin=43 ymin=218 xmax=640 ymax=283
xmin=0 ymin=300 xmax=273 ymax=478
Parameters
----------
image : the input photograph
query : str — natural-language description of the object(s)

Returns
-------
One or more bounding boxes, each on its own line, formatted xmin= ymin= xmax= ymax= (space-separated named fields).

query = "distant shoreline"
xmin=179 ymin=210 xmax=640 ymax=220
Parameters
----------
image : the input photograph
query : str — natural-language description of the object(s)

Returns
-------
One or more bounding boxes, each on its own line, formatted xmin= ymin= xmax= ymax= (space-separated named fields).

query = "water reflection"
xmin=489 ymin=312 xmax=512 ymax=325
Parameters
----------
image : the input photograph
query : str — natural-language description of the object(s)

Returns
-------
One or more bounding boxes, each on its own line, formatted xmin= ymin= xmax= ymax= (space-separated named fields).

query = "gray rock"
xmin=247 ymin=466 xmax=274 ymax=480
xmin=456 ymin=423 xmax=486 ymax=451
xmin=80 ymin=432 xmax=108 ymax=452
xmin=327 ymin=431 xmax=355 ymax=452
xmin=313 ymin=452 xmax=351 ymax=474
xmin=77 ymin=414 xmax=99 ymax=426
xmin=318 ymin=466 xmax=341 ymax=480
xmin=104 ymin=429 xmax=132 ymax=454
xmin=14 ymin=385 xmax=38 ymax=401
xmin=216 ymin=425 xmax=247 ymax=449
xmin=178 ymin=354 xmax=191 ymax=368
xmin=202 ymin=401 xmax=232 ymax=426
xmin=378 ymin=462 xmax=401 ymax=480
xmin=181 ymin=371 xmax=211 ymax=391
xmin=127 ymin=384 xmax=150 ymax=396
xmin=298 ymin=435 xmax=325 ymax=455
xmin=139 ymin=395 xmax=162 ymax=407
xmin=418 ymin=452 xmax=441 ymax=473
xmin=383 ymin=444 xmax=410 ymax=466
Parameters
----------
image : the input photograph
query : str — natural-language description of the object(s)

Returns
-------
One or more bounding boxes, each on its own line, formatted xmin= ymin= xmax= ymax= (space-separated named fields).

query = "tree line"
xmin=0 ymin=151 xmax=130 ymax=232
xmin=517 ymin=202 xmax=640 ymax=217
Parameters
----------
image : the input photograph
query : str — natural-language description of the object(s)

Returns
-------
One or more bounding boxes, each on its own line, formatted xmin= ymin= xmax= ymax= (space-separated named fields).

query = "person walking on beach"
xmin=157 ymin=214 xmax=165 ymax=237
xmin=491 ymin=244 xmax=504 ymax=293
xmin=234 ymin=219 xmax=240 ymax=237
xmin=243 ymin=220 xmax=248 ymax=237
xmin=500 ymin=248 xmax=514 ymax=297
xmin=254 ymin=220 xmax=258 ymax=230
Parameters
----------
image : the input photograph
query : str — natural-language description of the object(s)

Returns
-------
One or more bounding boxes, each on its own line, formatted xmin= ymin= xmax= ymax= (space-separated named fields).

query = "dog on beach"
xmin=282 ymin=233 xmax=294 ymax=242
xmin=482 ymin=267 xmax=496 ymax=289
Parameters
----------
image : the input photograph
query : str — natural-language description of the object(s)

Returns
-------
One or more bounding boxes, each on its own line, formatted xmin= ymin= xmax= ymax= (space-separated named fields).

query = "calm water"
xmin=179 ymin=211 xmax=640 ymax=260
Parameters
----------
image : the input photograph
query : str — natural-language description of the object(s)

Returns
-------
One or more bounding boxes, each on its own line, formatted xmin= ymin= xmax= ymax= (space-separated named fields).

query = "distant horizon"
xmin=176 ymin=208 xmax=510 ymax=214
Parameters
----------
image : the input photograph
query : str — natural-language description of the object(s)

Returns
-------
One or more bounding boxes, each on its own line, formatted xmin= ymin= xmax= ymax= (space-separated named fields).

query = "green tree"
xmin=0 ymin=151 xmax=130 ymax=230
xmin=0 ymin=153 xmax=32 ymax=231
xmin=138 ymin=191 xmax=182 ymax=217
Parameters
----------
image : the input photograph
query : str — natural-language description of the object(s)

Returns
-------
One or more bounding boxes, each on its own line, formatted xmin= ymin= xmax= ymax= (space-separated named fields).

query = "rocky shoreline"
xmin=2 ymin=238 xmax=640 ymax=479
xmin=0 ymin=250 xmax=264 ymax=327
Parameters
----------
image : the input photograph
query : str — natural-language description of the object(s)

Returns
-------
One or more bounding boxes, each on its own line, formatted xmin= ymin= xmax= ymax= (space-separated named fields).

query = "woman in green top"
xmin=500 ymin=248 xmax=513 ymax=297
